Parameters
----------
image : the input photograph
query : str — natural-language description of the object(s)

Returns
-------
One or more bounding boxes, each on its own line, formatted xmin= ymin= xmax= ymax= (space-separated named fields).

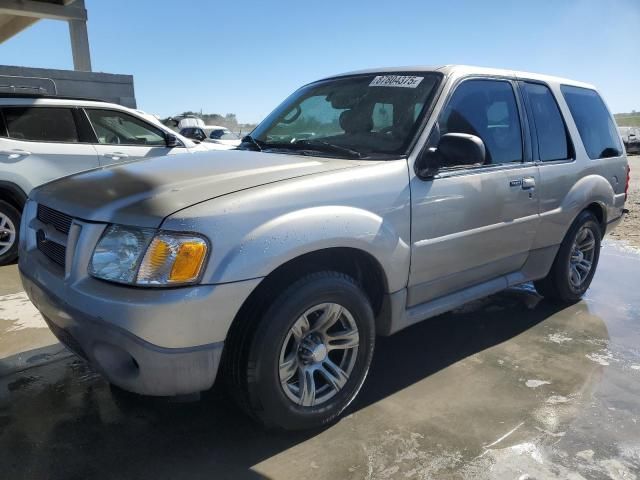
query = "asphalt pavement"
xmin=0 ymin=241 xmax=639 ymax=479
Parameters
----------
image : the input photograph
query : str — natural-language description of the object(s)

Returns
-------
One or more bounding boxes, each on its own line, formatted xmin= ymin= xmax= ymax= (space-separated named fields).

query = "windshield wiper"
xmin=240 ymin=134 xmax=264 ymax=151
xmin=292 ymin=139 xmax=365 ymax=158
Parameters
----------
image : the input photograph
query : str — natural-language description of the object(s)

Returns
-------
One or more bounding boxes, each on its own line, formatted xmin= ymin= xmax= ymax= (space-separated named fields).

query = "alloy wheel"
xmin=568 ymin=226 xmax=596 ymax=289
xmin=0 ymin=212 xmax=16 ymax=256
xmin=278 ymin=302 xmax=359 ymax=407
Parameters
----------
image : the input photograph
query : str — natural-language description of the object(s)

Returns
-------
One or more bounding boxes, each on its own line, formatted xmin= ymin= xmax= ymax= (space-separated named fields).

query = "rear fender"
xmin=537 ymin=174 xmax=614 ymax=247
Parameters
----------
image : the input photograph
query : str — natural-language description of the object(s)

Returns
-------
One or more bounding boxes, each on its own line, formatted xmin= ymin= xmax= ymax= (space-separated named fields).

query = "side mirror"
xmin=165 ymin=133 xmax=180 ymax=148
xmin=415 ymin=133 xmax=486 ymax=178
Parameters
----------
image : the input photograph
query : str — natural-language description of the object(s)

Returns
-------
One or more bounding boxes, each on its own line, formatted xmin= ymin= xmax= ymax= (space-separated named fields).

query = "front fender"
xmin=212 ymin=206 xmax=409 ymax=292
xmin=0 ymin=178 xmax=31 ymax=207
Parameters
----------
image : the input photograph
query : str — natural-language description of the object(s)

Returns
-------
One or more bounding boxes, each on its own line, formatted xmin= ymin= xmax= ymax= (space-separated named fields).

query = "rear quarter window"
xmin=2 ymin=107 xmax=79 ymax=142
xmin=560 ymin=85 xmax=622 ymax=159
xmin=523 ymin=82 xmax=570 ymax=161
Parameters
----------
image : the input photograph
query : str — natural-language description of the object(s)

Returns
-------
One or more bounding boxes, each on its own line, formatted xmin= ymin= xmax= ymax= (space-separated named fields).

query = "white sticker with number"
xmin=369 ymin=75 xmax=424 ymax=88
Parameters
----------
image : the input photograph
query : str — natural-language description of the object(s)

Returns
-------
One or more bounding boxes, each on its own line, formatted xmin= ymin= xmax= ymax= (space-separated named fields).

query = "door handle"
xmin=521 ymin=176 xmax=536 ymax=190
xmin=0 ymin=149 xmax=31 ymax=159
xmin=103 ymin=152 xmax=129 ymax=160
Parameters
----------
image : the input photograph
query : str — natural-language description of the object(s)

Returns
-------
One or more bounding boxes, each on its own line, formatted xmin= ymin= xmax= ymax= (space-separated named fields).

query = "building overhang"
xmin=0 ymin=0 xmax=91 ymax=71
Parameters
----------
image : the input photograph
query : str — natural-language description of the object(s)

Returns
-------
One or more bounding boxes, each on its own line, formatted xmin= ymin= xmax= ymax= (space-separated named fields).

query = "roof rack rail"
xmin=0 ymin=74 xmax=57 ymax=95
xmin=0 ymin=92 xmax=109 ymax=103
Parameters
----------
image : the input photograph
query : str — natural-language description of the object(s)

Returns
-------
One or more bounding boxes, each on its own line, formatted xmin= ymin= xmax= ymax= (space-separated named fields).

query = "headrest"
xmin=340 ymin=109 xmax=373 ymax=134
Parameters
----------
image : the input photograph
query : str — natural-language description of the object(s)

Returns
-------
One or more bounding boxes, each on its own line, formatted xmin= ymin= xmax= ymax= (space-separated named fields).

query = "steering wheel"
xmin=105 ymin=133 xmax=121 ymax=144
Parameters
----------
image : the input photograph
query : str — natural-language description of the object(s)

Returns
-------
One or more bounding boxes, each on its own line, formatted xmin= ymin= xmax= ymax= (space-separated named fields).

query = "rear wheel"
xmin=0 ymin=200 xmax=20 ymax=266
xmin=534 ymin=210 xmax=601 ymax=303
xmin=224 ymin=271 xmax=375 ymax=430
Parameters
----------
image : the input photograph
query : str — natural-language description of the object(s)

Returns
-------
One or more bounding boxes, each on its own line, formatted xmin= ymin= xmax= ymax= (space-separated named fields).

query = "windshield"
xmin=249 ymin=72 xmax=442 ymax=158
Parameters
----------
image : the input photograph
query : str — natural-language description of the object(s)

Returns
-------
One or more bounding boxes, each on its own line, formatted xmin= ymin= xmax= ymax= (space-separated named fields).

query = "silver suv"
xmin=19 ymin=66 xmax=629 ymax=430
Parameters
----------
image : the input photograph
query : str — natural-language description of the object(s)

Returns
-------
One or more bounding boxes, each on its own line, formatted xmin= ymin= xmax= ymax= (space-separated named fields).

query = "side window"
xmin=560 ymin=85 xmax=621 ymax=159
xmin=439 ymin=79 xmax=522 ymax=165
xmin=2 ymin=107 xmax=79 ymax=142
xmin=372 ymin=103 xmax=393 ymax=132
xmin=413 ymin=103 xmax=424 ymax=121
xmin=85 ymin=109 xmax=166 ymax=146
xmin=0 ymin=110 xmax=7 ymax=137
xmin=523 ymin=82 xmax=570 ymax=161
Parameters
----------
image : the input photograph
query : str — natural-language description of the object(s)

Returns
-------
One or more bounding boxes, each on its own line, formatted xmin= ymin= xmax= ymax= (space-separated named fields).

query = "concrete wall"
xmin=0 ymin=65 xmax=136 ymax=108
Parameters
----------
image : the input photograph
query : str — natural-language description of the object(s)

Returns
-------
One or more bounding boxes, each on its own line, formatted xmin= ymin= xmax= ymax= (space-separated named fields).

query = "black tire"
xmin=0 ymin=200 xmax=20 ymax=266
xmin=534 ymin=210 xmax=601 ymax=304
xmin=224 ymin=271 xmax=375 ymax=430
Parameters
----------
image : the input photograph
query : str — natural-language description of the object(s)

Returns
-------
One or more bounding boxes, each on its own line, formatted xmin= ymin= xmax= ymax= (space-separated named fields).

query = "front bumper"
xmin=22 ymin=270 xmax=225 ymax=396
xmin=18 ymin=202 xmax=262 ymax=396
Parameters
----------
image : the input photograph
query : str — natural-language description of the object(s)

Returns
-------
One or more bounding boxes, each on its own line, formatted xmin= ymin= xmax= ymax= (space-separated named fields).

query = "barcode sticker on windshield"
xmin=369 ymin=75 xmax=424 ymax=88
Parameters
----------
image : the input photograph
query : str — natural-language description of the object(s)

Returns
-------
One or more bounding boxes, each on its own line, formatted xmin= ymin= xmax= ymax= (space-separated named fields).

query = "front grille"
xmin=43 ymin=316 xmax=87 ymax=360
xmin=36 ymin=229 xmax=66 ymax=267
xmin=37 ymin=204 xmax=72 ymax=235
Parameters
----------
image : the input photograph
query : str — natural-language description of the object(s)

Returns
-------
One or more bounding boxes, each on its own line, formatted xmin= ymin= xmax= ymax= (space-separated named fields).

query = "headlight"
xmin=89 ymin=225 xmax=208 ymax=286
xmin=137 ymin=233 xmax=208 ymax=285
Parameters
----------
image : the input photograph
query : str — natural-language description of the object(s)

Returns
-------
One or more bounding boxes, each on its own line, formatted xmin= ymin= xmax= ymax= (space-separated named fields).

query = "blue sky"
xmin=1 ymin=0 xmax=638 ymax=123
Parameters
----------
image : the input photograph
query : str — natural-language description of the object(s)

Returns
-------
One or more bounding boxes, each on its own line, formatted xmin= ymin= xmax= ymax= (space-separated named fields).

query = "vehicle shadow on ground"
xmin=0 ymin=286 xmax=566 ymax=480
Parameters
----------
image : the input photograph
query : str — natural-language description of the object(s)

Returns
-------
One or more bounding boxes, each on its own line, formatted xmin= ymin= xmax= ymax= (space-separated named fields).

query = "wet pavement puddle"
xmin=0 ymin=241 xmax=639 ymax=479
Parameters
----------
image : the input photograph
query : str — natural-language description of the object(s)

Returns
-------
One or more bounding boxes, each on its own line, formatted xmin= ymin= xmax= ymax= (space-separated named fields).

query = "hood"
xmin=191 ymin=141 xmax=233 ymax=151
xmin=205 ymin=139 xmax=242 ymax=147
xmin=31 ymin=150 xmax=361 ymax=228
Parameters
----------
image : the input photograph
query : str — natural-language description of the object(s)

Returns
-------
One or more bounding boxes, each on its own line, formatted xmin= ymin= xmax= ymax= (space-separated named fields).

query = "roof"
xmin=323 ymin=64 xmax=596 ymax=90
xmin=0 ymin=95 xmax=137 ymax=112
xmin=0 ymin=92 xmax=106 ymax=103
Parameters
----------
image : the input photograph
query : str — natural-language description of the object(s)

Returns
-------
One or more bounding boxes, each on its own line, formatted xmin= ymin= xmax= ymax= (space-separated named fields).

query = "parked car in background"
xmin=180 ymin=126 xmax=242 ymax=148
xmin=619 ymin=126 xmax=640 ymax=154
xmin=177 ymin=116 xmax=206 ymax=130
xmin=0 ymin=94 xmax=224 ymax=265
xmin=20 ymin=66 xmax=628 ymax=430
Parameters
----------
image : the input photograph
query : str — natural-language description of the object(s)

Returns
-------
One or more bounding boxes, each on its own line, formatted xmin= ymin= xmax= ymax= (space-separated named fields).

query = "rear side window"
xmin=2 ymin=107 xmax=79 ymax=142
xmin=523 ymin=82 xmax=570 ymax=161
xmin=561 ymin=86 xmax=621 ymax=159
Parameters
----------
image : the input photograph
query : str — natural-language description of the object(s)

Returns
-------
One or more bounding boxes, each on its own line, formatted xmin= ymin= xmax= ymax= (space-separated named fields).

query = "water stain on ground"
xmin=0 ymin=243 xmax=639 ymax=479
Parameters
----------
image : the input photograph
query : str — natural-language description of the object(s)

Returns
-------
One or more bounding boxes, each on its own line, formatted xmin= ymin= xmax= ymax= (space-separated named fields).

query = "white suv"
xmin=0 ymin=94 xmax=224 ymax=265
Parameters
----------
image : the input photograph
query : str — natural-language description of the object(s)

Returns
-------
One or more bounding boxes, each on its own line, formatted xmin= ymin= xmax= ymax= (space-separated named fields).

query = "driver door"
xmin=408 ymin=78 xmax=540 ymax=306
xmin=84 ymin=109 xmax=180 ymax=165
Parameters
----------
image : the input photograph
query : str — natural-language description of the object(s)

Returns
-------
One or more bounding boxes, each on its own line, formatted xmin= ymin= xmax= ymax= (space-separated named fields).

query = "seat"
xmin=339 ymin=109 xmax=373 ymax=135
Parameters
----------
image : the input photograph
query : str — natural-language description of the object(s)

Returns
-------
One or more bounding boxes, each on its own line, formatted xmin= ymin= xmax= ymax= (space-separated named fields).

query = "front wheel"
xmin=225 ymin=271 xmax=375 ymax=430
xmin=0 ymin=200 xmax=20 ymax=266
xmin=534 ymin=210 xmax=601 ymax=303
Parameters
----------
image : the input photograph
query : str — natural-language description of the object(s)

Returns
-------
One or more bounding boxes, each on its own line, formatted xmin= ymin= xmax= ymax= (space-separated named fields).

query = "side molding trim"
xmin=378 ymin=244 xmax=560 ymax=337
